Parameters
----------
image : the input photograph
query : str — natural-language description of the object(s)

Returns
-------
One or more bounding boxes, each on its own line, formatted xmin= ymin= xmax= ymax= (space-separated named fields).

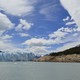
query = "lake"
xmin=0 ymin=62 xmax=80 ymax=80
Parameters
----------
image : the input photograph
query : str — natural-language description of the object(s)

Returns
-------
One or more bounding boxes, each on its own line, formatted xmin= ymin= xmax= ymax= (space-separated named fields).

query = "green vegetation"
xmin=50 ymin=45 xmax=80 ymax=56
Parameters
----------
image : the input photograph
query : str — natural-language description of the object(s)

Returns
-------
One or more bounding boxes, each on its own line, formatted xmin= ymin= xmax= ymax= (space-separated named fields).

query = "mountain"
xmin=50 ymin=45 xmax=80 ymax=56
xmin=35 ymin=45 xmax=80 ymax=62
xmin=0 ymin=51 xmax=40 ymax=62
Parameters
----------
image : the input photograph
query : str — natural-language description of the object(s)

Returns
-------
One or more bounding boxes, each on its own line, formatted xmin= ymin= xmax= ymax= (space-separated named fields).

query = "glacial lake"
xmin=0 ymin=62 xmax=80 ymax=80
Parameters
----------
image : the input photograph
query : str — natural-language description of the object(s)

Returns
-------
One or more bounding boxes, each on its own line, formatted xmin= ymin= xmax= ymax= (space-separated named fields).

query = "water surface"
xmin=0 ymin=62 xmax=80 ymax=80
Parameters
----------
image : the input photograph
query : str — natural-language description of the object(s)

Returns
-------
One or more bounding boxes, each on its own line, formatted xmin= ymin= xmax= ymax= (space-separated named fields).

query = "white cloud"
xmin=0 ymin=40 xmax=15 ymax=50
xmin=60 ymin=0 xmax=80 ymax=27
xmin=0 ymin=13 xmax=14 ymax=32
xmin=0 ymin=0 xmax=37 ymax=16
xmin=62 ymin=16 xmax=80 ymax=32
xmin=48 ymin=24 xmax=80 ymax=51
xmin=63 ymin=16 xmax=70 ymax=21
xmin=22 ymin=37 xmax=62 ymax=54
xmin=22 ymin=37 xmax=59 ymax=54
xmin=21 ymin=18 xmax=80 ymax=54
xmin=49 ymin=27 xmax=71 ymax=39
xmin=63 ymin=16 xmax=76 ymax=26
xmin=56 ymin=41 xmax=80 ymax=52
xmin=1 ymin=34 xmax=12 ymax=40
xmin=19 ymin=33 xmax=29 ymax=37
xmin=50 ymin=26 xmax=80 ymax=52
xmin=0 ymin=37 xmax=52 ymax=54
xmin=49 ymin=30 xmax=67 ymax=38
xmin=76 ymin=27 xmax=80 ymax=31
xmin=22 ymin=38 xmax=54 ymax=46
xmin=22 ymin=26 xmax=80 ymax=47
xmin=61 ymin=27 xmax=73 ymax=33
xmin=20 ymin=19 xmax=33 ymax=30
xmin=65 ymin=21 xmax=76 ymax=26
xmin=15 ymin=19 xmax=33 ymax=31
xmin=25 ymin=46 xmax=51 ymax=55
xmin=0 ymin=34 xmax=13 ymax=50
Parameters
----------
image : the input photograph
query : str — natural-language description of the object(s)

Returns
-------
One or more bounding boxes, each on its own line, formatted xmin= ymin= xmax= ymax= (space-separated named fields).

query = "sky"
xmin=0 ymin=0 xmax=80 ymax=55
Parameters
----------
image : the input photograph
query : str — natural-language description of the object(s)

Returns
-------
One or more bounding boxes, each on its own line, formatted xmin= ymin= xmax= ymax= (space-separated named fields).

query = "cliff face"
xmin=35 ymin=45 xmax=80 ymax=62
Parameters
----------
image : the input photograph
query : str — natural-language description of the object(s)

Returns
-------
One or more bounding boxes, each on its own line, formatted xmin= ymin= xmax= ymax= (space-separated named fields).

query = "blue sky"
xmin=0 ymin=0 xmax=80 ymax=54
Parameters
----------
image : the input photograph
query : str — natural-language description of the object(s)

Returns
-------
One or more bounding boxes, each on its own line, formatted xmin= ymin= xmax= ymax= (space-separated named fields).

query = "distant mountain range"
xmin=0 ymin=51 xmax=40 ymax=62
xmin=35 ymin=45 xmax=80 ymax=62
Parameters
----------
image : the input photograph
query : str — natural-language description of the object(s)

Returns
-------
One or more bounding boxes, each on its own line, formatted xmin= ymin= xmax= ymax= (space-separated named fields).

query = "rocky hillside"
xmin=35 ymin=45 xmax=80 ymax=62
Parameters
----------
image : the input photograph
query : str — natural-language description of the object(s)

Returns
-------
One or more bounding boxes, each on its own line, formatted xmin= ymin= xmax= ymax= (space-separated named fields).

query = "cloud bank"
xmin=60 ymin=0 xmax=80 ymax=27
xmin=0 ymin=0 xmax=37 ymax=16
xmin=0 ymin=13 xmax=14 ymax=32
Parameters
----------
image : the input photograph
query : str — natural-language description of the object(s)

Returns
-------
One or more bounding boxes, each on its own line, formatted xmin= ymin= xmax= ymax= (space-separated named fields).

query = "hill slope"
xmin=35 ymin=46 xmax=80 ymax=62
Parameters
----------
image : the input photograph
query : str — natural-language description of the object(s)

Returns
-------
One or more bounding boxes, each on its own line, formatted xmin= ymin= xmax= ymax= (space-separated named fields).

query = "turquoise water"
xmin=0 ymin=62 xmax=80 ymax=80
